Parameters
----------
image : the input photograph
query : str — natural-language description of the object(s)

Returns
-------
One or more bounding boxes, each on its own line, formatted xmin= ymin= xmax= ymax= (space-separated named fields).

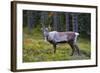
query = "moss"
xmin=23 ymin=27 xmax=91 ymax=62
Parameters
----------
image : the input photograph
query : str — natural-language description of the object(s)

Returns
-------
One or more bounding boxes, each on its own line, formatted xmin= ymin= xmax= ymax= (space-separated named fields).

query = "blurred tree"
xmin=53 ymin=12 xmax=58 ymax=31
xmin=27 ymin=11 xmax=33 ymax=32
xmin=23 ymin=10 xmax=28 ymax=27
xmin=78 ymin=13 xmax=91 ymax=37
xmin=72 ymin=13 xmax=78 ymax=32
xmin=65 ymin=13 xmax=70 ymax=31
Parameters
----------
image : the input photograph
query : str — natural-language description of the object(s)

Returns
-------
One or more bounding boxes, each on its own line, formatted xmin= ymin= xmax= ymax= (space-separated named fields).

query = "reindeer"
xmin=41 ymin=26 xmax=80 ymax=56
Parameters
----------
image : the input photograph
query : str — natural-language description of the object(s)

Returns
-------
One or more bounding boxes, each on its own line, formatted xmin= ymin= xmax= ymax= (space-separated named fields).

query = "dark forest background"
xmin=23 ymin=10 xmax=91 ymax=38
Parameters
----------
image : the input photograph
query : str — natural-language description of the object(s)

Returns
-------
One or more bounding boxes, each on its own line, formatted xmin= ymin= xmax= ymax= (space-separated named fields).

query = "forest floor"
xmin=23 ymin=27 xmax=91 ymax=62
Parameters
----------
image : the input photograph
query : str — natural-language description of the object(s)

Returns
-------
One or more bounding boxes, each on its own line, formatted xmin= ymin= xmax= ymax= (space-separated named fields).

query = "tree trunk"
xmin=72 ymin=14 xmax=78 ymax=32
xmin=53 ymin=12 xmax=58 ymax=31
xmin=65 ymin=13 xmax=70 ymax=31
xmin=27 ymin=11 xmax=35 ymax=32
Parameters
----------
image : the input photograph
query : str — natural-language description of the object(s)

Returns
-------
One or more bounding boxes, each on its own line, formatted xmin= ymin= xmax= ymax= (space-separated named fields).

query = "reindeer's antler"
xmin=41 ymin=23 xmax=45 ymax=29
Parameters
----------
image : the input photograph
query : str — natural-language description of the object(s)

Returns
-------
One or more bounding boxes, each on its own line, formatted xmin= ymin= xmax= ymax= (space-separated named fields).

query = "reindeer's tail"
xmin=74 ymin=32 xmax=79 ymax=43
xmin=75 ymin=32 xmax=79 ymax=36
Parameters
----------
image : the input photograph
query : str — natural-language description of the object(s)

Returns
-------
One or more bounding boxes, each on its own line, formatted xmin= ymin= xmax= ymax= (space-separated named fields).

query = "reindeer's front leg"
xmin=53 ymin=44 xmax=57 ymax=53
xmin=68 ymin=41 xmax=75 ymax=56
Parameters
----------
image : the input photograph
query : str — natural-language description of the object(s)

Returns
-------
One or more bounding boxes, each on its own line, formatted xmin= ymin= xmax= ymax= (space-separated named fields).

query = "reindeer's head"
xmin=41 ymin=27 xmax=49 ymax=41
xmin=42 ymin=27 xmax=49 ymax=36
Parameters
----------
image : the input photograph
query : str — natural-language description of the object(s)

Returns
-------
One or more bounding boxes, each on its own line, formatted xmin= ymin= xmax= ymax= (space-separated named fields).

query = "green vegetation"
xmin=23 ymin=27 xmax=91 ymax=62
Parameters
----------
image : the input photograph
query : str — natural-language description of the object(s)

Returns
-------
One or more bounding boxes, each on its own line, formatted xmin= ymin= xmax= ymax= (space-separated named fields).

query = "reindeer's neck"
xmin=46 ymin=31 xmax=57 ymax=41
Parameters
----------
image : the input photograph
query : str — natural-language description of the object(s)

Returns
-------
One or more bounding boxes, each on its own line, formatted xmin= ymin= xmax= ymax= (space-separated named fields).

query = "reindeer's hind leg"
xmin=53 ymin=44 xmax=57 ymax=53
xmin=68 ymin=41 xmax=75 ymax=56
xmin=74 ymin=44 xmax=81 ymax=55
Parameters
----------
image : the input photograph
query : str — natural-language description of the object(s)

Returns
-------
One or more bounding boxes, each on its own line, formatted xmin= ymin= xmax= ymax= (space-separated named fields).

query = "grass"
xmin=23 ymin=27 xmax=91 ymax=62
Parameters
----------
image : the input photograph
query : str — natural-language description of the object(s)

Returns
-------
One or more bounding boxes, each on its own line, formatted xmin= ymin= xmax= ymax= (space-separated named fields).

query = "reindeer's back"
xmin=54 ymin=32 xmax=68 ymax=42
xmin=66 ymin=32 xmax=77 ymax=41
